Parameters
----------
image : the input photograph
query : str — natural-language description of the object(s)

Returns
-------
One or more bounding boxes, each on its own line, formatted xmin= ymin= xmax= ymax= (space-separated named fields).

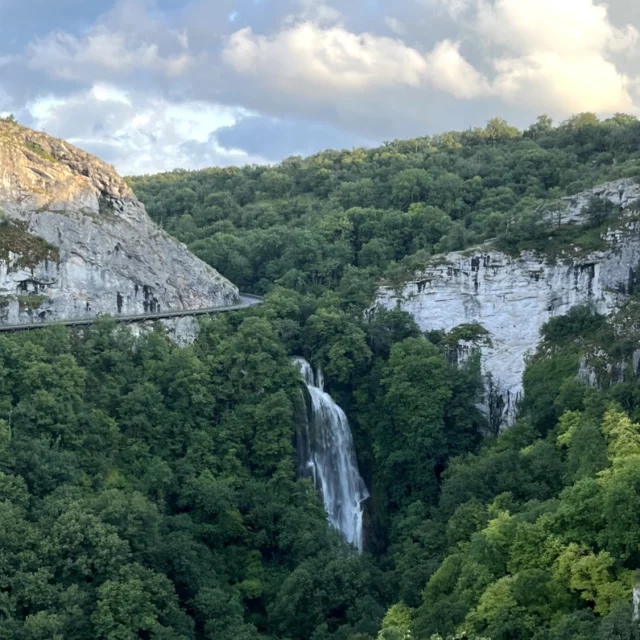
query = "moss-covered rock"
xmin=0 ymin=220 xmax=59 ymax=270
xmin=18 ymin=294 xmax=50 ymax=312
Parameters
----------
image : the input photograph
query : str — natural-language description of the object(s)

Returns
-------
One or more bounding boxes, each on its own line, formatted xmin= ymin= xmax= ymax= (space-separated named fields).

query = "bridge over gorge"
xmin=0 ymin=294 xmax=264 ymax=333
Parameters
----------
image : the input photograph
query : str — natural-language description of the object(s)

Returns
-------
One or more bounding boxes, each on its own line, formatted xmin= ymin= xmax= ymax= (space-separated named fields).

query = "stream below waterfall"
xmin=295 ymin=358 xmax=369 ymax=551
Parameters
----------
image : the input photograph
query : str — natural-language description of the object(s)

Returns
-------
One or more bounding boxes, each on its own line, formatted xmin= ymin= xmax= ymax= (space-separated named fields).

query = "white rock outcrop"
xmin=560 ymin=178 xmax=640 ymax=224
xmin=0 ymin=121 xmax=238 ymax=332
xmin=376 ymin=179 xmax=640 ymax=428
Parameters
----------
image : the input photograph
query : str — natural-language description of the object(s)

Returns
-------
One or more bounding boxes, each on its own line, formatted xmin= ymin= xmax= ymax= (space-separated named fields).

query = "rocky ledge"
xmin=0 ymin=120 xmax=238 ymax=328
xmin=376 ymin=178 xmax=640 ymax=429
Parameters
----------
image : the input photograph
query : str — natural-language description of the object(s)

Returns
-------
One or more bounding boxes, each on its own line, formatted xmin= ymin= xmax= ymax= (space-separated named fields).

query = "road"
xmin=0 ymin=294 xmax=263 ymax=333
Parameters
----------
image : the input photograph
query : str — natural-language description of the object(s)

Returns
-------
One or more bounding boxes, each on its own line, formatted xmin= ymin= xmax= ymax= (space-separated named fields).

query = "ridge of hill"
xmin=0 ymin=119 xmax=238 ymax=332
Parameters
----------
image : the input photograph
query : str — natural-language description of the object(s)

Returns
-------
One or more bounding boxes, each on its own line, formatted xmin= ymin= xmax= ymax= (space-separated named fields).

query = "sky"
xmin=1 ymin=0 xmax=639 ymax=175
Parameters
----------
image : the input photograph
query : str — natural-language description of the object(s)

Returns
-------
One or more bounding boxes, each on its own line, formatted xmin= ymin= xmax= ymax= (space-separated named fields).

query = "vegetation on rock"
xmin=17 ymin=294 xmax=50 ymax=312
xmin=0 ymin=220 xmax=60 ymax=270
xmin=24 ymin=139 xmax=58 ymax=164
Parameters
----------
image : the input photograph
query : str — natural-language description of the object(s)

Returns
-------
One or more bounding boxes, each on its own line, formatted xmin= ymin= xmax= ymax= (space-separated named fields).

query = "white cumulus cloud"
xmin=28 ymin=28 xmax=192 ymax=81
xmin=475 ymin=0 xmax=639 ymax=114
xmin=5 ymin=0 xmax=640 ymax=172
xmin=493 ymin=52 xmax=636 ymax=113
xmin=424 ymin=40 xmax=491 ymax=99
xmin=27 ymin=85 xmax=262 ymax=175
xmin=477 ymin=0 xmax=621 ymax=54
xmin=223 ymin=23 xmax=431 ymax=94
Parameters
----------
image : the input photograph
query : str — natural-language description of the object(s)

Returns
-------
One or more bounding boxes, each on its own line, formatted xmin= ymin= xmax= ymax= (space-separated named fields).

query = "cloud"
xmin=27 ymin=85 xmax=262 ymax=174
xmin=609 ymin=24 xmax=640 ymax=55
xmin=220 ymin=22 xmax=496 ymax=105
xmin=424 ymin=40 xmax=491 ymax=99
xmin=477 ymin=0 xmax=619 ymax=54
xmin=284 ymin=0 xmax=342 ymax=26
xmin=28 ymin=27 xmax=192 ymax=81
xmin=217 ymin=21 xmax=502 ymax=141
xmin=220 ymin=3 xmax=640 ymax=129
xmin=222 ymin=23 xmax=430 ymax=93
xmin=474 ymin=0 xmax=639 ymax=113
xmin=0 ymin=0 xmax=114 ymax=52
xmin=3 ymin=0 xmax=640 ymax=174
xmin=434 ymin=0 xmax=475 ymax=19
xmin=384 ymin=17 xmax=406 ymax=36
xmin=493 ymin=53 xmax=635 ymax=114
xmin=29 ymin=86 xmax=135 ymax=140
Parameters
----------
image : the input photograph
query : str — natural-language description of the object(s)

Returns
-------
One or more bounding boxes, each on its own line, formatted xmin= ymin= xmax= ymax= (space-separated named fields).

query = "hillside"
xmin=128 ymin=114 xmax=640 ymax=639
xmin=129 ymin=113 xmax=640 ymax=295
xmin=0 ymin=115 xmax=639 ymax=639
xmin=377 ymin=177 xmax=640 ymax=429
xmin=0 ymin=118 xmax=238 ymax=333
xmin=130 ymin=114 xmax=640 ymax=428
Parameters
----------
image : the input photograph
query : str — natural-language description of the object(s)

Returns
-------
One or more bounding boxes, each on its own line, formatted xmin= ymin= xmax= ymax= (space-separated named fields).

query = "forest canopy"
xmin=129 ymin=112 xmax=640 ymax=291
xmin=1 ymin=114 xmax=640 ymax=638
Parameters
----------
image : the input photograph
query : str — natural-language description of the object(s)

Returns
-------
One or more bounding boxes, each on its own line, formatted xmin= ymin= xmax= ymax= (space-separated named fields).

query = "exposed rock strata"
xmin=376 ymin=179 xmax=640 ymax=428
xmin=0 ymin=121 xmax=238 ymax=332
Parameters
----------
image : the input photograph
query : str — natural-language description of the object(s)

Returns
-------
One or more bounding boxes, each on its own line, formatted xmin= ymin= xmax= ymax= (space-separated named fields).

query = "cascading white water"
xmin=294 ymin=357 xmax=369 ymax=551
xmin=633 ymin=585 xmax=640 ymax=622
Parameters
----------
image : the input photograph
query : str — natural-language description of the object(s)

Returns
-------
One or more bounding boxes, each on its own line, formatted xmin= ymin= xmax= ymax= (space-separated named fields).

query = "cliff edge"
xmin=376 ymin=178 xmax=640 ymax=429
xmin=0 ymin=120 xmax=238 ymax=327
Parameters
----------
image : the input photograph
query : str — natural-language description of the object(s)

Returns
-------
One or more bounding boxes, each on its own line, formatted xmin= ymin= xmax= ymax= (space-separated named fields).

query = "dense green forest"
xmin=130 ymin=112 xmax=640 ymax=290
xmin=1 ymin=114 xmax=640 ymax=639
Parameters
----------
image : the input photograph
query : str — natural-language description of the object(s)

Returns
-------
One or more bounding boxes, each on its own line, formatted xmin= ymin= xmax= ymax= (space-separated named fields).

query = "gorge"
xmin=3 ymin=111 xmax=640 ymax=639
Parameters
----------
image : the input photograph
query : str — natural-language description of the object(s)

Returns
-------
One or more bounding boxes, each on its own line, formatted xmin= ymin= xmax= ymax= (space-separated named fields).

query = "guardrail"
xmin=0 ymin=293 xmax=264 ymax=333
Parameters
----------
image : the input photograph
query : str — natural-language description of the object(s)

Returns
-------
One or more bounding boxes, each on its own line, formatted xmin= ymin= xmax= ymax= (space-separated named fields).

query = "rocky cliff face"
xmin=0 ymin=120 xmax=238 ymax=328
xmin=376 ymin=178 xmax=640 ymax=429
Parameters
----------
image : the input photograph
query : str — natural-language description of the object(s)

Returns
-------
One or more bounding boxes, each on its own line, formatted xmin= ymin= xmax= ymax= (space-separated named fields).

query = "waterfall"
xmin=634 ymin=585 xmax=640 ymax=622
xmin=294 ymin=357 xmax=369 ymax=551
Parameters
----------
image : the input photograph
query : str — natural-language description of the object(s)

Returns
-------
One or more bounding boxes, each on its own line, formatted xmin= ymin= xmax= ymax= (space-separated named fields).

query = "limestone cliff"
xmin=0 ymin=120 xmax=238 ymax=327
xmin=376 ymin=178 xmax=640 ymax=429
